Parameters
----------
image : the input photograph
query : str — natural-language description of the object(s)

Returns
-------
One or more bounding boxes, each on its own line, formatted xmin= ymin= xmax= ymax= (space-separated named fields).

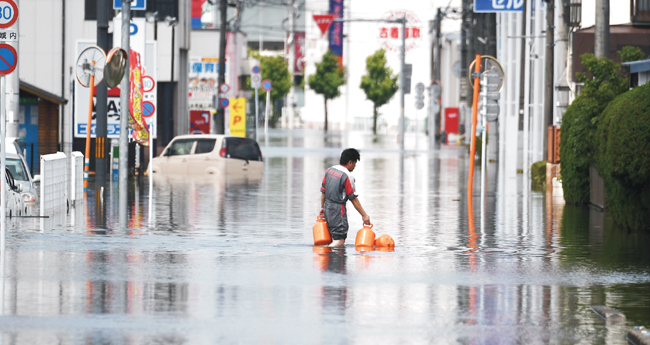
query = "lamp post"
xmin=145 ymin=11 xmax=159 ymax=40
xmin=165 ymin=16 xmax=178 ymax=85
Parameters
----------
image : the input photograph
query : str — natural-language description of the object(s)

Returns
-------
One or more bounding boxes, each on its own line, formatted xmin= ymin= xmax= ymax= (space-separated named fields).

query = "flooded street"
xmin=2 ymin=129 xmax=649 ymax=344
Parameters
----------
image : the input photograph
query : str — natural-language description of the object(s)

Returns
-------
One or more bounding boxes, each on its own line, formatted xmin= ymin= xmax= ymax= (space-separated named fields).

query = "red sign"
xmin=313 ymin=14 xmax=335 ymax=36
xmin=286 ymin=32 xmax=306 ymax=74
xmin=377 ymin=10 xmax=422 ymax=53
xmin=189 ymin=110 xmax=211 ymax=134
xmin=444 ymin=107 xmax=459 ymax=135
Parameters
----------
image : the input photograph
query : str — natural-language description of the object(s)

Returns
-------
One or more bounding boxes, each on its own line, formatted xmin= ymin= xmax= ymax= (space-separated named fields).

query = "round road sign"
xmin=0 ymin=43 xmax=17 ymax=75
xmin=142 ymin=101 xmax=155 ymax=117
xmin=219 ymin=83 xmax=230 ymax=94
xmin=0 ymin=1 xmax=18 ymax=29
xmin=261 ymin=79 xmax=272 ymax=92
xmin=219 ymin=98 xmax=229 ymax=108
xmin=142 ymin=76 xmax=155 ymax=93
xmin=252 ymin=66 xmax=260 ymax=74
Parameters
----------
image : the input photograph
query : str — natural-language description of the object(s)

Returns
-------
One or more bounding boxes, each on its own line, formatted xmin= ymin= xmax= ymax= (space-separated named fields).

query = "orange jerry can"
xmin=355 ymin=224 xmax=376 ymax=247
xmin=375 ymin=234 xmax=395 ymax=247
xmin=313 ymin=216 xmax=332 ymax=246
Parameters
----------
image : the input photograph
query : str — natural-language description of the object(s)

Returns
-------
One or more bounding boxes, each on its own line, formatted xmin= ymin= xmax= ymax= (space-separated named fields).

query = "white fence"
xmin=40 ymin=152 xmax=68 ymax=230
xmin=70 ymin=152 xmax=84 ymax=206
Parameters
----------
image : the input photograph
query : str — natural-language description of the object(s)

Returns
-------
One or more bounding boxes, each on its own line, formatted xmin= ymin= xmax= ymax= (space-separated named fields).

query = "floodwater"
xmin=1 ymin=129 xmax=649 ymax=344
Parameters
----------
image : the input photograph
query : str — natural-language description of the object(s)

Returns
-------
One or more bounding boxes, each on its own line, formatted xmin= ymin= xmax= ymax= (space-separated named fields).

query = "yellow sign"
xmin=229 ymin=97 xmax=247 ymax=137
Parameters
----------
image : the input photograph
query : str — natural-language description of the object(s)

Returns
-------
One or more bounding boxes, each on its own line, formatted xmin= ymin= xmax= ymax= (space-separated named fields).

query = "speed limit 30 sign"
xmin=0 ymin=0 xmax=18 ymax=29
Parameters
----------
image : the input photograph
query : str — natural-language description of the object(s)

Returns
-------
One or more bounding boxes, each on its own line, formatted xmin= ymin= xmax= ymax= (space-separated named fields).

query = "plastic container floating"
xmin=375 ymin=234 xmax=395 ymax=247
xmin=312 ymin=216 xmax=332 ymax=246
xmin=355 ymin=224 xmax=376 ymax=247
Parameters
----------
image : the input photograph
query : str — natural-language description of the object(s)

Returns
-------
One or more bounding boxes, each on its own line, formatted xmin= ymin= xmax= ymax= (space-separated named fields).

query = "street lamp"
xmin=165 ymin=16 xmax=178 ymax=84
xmin=145 ymin=11 xmax=159 ymax=40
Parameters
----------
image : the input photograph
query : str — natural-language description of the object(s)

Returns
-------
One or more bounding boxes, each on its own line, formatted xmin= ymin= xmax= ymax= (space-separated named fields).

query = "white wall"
xmin=581 ymin=0 xmax=631 ymax=28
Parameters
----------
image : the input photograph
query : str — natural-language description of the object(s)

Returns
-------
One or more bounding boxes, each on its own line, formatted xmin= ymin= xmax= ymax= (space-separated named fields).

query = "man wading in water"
xmin=319 ymin=148 xmax=371 ymax=247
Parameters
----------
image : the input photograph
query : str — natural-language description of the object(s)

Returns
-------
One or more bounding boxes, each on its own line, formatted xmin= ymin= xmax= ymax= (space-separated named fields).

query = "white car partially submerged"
xmin=149 ymin=135 xmax=264 ymax=178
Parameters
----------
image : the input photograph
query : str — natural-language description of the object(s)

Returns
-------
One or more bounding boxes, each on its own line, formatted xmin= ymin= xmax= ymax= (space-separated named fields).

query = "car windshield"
xmin=167 ymin=139 xmax=195 ymax=156
xmin=225 ymin=138 xmax=262 ymax=161
xmin=6 ymin=159 xmax=28 ymax=181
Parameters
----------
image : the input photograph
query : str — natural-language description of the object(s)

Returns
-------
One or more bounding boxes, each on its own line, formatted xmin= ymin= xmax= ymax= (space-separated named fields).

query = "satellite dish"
xmin=104 ymin=47 xmax=128 ymax=88
xmin=75 ymin=46 xmax=106 ymax=88
xmin=468 ymin=55 xmax=505 ymax=92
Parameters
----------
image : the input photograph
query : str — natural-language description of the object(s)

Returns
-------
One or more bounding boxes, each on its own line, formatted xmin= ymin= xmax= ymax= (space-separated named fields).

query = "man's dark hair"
xmin=340 ymin=148 xmax=360 ymax=165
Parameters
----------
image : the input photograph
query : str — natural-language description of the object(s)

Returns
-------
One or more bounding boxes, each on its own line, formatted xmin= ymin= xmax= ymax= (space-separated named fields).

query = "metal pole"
xmin=1 ymin=75 xmax=6 ymax=257
xmin=434 ymin=9 xmax=442 ymax=142
xmin=84 ymin=72 xmax=95 ymax=192
xmin=287 ymin=0 xmax=295 ymax=129
xmin=149 ymin=129 xmax=153 ymax=227
xmin=523 ymin=0 xmax=532 ymax=181
xmin=255 ymin=88 xmax=259 ymax=141
xmin=264 ymin=90 xmax=270 ymax=147
xmin=119 ymin=0 xmax=131 ymax=227
xmin=0 ymin=75 xmax=4 ymax=316
xmin=467 ymin=55 xmax=482 ymax=202
xmin=399 ymin=17 xmax=406 ymax=151
xmin=543 ymin=0 xmax=554 ymax=159
xmin=595 ymin=0 xmax=610 ymax=58
xmin=480 ymin=75 xmax=487 ymax=219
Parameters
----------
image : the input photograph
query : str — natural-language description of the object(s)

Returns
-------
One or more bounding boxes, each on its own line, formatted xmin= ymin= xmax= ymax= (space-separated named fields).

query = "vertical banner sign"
xmin=229 ymin=97 xmax=246 ymax=137
xmin=129 ymin=49 xmax=149 ymax=145
xmin=191 ymin=0 xmax=207 ymax=29
xmin=329 ymin=0 xmax=343 ymax=64
xmin=286 ymin=32 xmax=306 ymax=74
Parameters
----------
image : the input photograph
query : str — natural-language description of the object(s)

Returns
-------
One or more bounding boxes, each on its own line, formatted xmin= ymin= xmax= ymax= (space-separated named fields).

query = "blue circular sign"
xmin=219 ymin=98 xmax=229 ymax=108
xmin=261 ymin=79 xmax=272 ymax=92
xmin=142 ymin=101 xmax=155 ymax=117
xmin=0 ymin=43 xmax=17 ymax=75
xmin=130 ymin=23 xmax=138 ymax=35
xmin=252 ymin=66 xmax=260 ymax=74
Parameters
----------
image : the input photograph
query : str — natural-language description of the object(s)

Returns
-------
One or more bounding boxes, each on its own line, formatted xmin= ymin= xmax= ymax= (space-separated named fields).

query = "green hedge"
xmin=531 ymin=160 xmax=547 ymax=191
xmin=596 ymin=82 xmax=650 ymax=231
xmin=559 ymin=53 xmax=628 ymax=205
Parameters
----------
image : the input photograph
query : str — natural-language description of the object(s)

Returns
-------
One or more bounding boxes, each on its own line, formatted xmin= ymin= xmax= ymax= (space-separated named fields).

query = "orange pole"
xmin=84 ymin=62 xmax=95 ymax=192
xmin=467 ymin=55 xmax=482 ymax=202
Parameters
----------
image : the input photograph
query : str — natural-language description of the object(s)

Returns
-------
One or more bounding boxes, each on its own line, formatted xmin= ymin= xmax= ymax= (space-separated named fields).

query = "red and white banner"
xmin=286 ymin=32 xmax=306 ymax=75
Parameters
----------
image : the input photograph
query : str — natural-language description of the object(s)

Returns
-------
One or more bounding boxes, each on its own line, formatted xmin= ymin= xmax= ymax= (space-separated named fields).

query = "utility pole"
xmin=287 ymin=0 xmax=296 ymax=129
xmin=96 ymin=0 xmax=109 ymax=185
xmin=433 ymin=8 xmax=442 ymax=141
xmin=216 ymin=0 xmax=227 ymax=134
xmin=595 ymin=0 xmax=610 ymax=58
xmin=119 ymin=0 xmax=131 ymax=227
xmin=543 ymin=0 xmax=554 ymax=156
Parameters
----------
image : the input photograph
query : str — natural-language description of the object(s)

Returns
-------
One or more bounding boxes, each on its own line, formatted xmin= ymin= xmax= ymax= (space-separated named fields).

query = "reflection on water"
xmin=0 ymin=129 xmax=649 ymax=344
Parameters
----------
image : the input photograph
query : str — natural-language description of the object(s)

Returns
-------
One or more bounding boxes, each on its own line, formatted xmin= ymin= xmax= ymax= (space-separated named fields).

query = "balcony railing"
xmin=632 ymin=0 xmax=650 ymax=22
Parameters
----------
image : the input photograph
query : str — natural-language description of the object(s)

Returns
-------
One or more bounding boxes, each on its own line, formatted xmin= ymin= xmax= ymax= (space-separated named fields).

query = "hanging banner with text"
xmin=328 ymin=0 xmax=343 ymax=59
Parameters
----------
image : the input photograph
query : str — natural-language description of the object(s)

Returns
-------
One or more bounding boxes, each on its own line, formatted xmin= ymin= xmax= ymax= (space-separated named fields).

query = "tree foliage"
xmin=360 ymin=49 xmax=398 ymax=134
xmin=560 ymin=52 xmax=628 ymax=204
xmin=617 ymin=46 xmax=646 ymax=63
xmin=246 ymin=49 xmax=291 ymax=126
xmin=596 ymin=82 xmax=650 ymax=231
xmin=307 ymin=51 xmax=345 ymax=131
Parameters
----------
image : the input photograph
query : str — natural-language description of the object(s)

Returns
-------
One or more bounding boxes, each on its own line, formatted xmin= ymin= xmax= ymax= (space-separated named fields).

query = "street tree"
xmin=247 ymin=49 xmax=291 ymax=127
xmin=307 ymin=51 xmax=346 ymax=131
xmin=360 ymin=49 xmax=398 ymax=135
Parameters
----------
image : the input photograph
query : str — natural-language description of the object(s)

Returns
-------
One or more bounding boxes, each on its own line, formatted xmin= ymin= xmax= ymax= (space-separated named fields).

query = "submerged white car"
xmin=149 ymin=135 xmax=264 ymax=178
xmin=6 ymin=153 xmax=38 ymax=214
xmin=4 ymin=169 xmax=26 ymax=217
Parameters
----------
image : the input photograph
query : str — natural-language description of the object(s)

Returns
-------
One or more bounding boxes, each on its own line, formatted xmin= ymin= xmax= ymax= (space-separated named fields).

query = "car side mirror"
xmin=16 ymin=184 xmax=23 ymax=193
xmin=33 ymin=175 xmax=40 ymax=183
xmin=163 ymin=150 xmax=170 ymax=156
